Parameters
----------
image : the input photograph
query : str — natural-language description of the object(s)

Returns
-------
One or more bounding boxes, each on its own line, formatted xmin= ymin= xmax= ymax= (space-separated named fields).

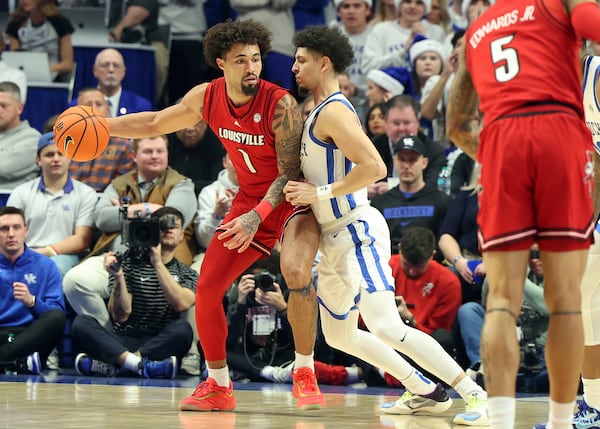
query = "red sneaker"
xmin=292 ymin=367 xmax=326 ymax=410
xmin=178 ymin=378 xmax=236 ymax=411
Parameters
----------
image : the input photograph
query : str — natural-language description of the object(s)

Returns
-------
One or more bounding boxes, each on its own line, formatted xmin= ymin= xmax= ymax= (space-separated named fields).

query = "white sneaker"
xmin=453 ymin=391 xmax=489 ymax=426
xmin=261 ymin=361 xmax=293 ymax=383
xmin=180 ymin=353 xmax=201 ymax=376
xmin=380 ymin=383 xmax=453 ymax=415
xmin=26 ymin=352 xmax=42 ymax=375
xmin=46 ymin=347 xmax=60 ymax=370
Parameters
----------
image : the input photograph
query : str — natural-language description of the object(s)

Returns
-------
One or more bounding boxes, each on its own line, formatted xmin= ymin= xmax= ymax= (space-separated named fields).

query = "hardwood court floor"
xmin=0 ymin=373 xmax=549 ymax=429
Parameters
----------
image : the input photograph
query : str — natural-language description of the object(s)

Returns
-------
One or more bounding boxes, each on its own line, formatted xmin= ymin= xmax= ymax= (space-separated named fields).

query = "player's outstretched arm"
xmin=105 ymin=84 xmax=207 ymax=138
xmin=446 ymin=42 xmax=480 ymax=160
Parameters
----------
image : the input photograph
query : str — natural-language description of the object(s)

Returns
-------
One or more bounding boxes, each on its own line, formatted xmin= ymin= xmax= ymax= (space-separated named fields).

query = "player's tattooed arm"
xmin=446 ymin=42 xmax=480 ymax=160
xmin=266 ymin=93 xmax=303 ymax=208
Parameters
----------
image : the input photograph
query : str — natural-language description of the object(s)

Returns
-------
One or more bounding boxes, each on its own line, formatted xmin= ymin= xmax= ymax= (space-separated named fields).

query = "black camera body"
xmin=118 ymin=200 xmax=177 ymax=260
xmin=254 ymin=270 xmax=277 ymax=292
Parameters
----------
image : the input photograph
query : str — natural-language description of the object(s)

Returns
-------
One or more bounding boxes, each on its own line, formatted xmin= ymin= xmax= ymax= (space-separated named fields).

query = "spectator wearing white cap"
xmin=407 ymin=38 xmax=445 ymax=139
xmin=420 ymin=30 xmax=464 ymax=142
xmin=361 ymin=0 xmax=446 ymax=75
xmin=365 ymin=66 xmax=413 ymax=106
xmin=332 ymin=0 xmax=374 ymax=93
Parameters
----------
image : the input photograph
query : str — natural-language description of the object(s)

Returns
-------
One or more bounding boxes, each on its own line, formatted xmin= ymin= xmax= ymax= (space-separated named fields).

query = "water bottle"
xmin=437 ymin=166 xmax=451 ymax=195
xmin=7 ymin=333 xmax=15 ymax=343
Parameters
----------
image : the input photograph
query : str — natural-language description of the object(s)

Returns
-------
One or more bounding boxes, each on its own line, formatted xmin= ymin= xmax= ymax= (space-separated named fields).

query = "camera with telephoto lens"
xmin=118 ymin=199 xmax=177 ymax=260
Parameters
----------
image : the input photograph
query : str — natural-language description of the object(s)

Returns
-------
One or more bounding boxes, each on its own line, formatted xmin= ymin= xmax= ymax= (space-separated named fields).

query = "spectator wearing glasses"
xmin=69 ymin=48 xmax=153 ymax=116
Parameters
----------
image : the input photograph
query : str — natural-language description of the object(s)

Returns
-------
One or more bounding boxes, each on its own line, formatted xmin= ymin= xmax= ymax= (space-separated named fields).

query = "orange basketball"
xmin=53 ymin=105 xmax=110 ymax=162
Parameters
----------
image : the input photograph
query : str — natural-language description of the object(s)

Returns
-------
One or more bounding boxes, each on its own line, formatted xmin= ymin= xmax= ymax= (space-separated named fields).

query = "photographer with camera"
xmin=63 ymin=135 xmax=196 ymax=331
xmin=224 ymin=252 xmax=296 ymax=383
xmin=70 ymin=207 xmax=197 ymax=379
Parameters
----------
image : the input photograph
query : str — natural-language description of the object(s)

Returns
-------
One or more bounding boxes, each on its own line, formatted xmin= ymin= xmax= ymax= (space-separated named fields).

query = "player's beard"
xmin=242 ymin=80 xmax=259 ymax=96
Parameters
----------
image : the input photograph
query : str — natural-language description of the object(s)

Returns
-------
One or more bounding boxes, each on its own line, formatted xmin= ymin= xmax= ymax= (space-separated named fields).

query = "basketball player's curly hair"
xmin=293 ymin=26 xmax=354 ymax=74
xmin=203 ymin=19 xmax=272 ymax=69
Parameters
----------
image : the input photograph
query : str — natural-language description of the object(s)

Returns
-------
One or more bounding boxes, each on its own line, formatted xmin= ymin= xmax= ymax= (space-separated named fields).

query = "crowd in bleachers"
xmin=0 ymin=0 xmax=550 ymax=392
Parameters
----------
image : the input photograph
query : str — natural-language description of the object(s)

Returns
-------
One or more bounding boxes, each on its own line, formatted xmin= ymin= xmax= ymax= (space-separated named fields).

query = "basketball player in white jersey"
xmin=283 ymin=25 xmax=488 ymax=425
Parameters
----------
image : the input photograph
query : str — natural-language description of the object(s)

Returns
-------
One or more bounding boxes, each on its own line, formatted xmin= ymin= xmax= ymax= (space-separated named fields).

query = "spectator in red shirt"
xmin=389 ymin=226 xmax=461 ymax=357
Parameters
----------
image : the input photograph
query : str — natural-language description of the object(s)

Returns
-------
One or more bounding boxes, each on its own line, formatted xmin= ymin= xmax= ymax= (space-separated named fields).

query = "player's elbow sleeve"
xmin=571 ymin=2 xmax=600 ymax=41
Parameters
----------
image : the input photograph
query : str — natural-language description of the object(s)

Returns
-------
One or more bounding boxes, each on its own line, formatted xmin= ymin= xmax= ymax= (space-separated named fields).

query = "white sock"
xmin=123 ymin=353 xmax=142 ymax=374
xmin=488 ymin=396 xmax=516 ymax=429
xmin=583 ymin=377 xmax=600 ymax=410
xmin=294 ymin=352 xmax=314 ymax=371
xmin=346 ymin=366 xmax=360 ymax=384
xmin=400 ymin=369 xmax=437 ymax=396
xmin=548 ymin=399 xmax=576 ymax=429
xmin=208 ymin=365 xmax=230 ymax=387
xmin=454 ymin=376 xmax=486 ymax=401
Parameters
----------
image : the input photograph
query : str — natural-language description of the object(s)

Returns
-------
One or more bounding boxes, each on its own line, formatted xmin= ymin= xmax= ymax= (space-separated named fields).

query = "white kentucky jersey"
xmin=300 ymin=92 xmax=370 ymax=225
xmin=583 ymin=55 xmax=600 ymax=156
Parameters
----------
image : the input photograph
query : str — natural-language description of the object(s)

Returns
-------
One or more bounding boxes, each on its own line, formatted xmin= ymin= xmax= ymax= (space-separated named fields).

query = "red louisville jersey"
xmin=203 ymin=78 xmax=289 ymax=198
xmin=466 ymin=0 xmax=584 ymax=124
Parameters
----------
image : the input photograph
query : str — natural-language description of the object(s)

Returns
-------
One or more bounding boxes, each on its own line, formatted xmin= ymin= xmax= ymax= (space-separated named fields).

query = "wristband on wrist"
xmin=28 ymin=295 xmax=36 ymax=308
xmin=144 ymin=202 xmax=151 ymax=217
xmin=316 ymin=184 xmax=333 ymax=201
xmin=46 ymin=246 xmax=58 ymax=257
xmin=451 ymin=255 xmax=463 ymax=266
xmin=253 ymin=200 xmax=273 ymax=221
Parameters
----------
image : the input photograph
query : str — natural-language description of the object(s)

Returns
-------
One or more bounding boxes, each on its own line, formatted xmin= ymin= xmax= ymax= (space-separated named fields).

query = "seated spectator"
xmin=389 ymin=226 xmax=461 ymax=357
xmin=69 ymin=49 xmax=153 ymax=116
xmin=107 ymin=0 xmax=168 ymax=99
xmin=230 ymin=0 xmax=296 ymax=90
xmin=449 ymin=150 xmax=475 ymax=195
xmin=408 ymin=38 xmax=446 ymax=139
xmin=67 ymin=88 xmax=135 ymax=192
xmin=62 ymin=135 xmax=197 ymax=331
xmin=0 ymin=33 xmax=27 ymax=103
xmin=158 ymin=0 xmax=219 ymax=106
xmin=333 ymin=0 xmax=373 ymax=94
xmin=371 ymin=134 xmax=450 ymax=254
xmin=0 ymin=82 xmax=41 ymax=191
xmin=455 ymin=245 xmax=547 ymax=381
xmin=225 ymin=251 xmax=295 ymax=381
xmin=5 ymin=0 xmax=74 ymax=82
xmin=0 ymin=206 xmax=66 ymax=374
xmin=420 ymin=31 xmax=464 ymax=143
xmin=225 ymin=252 xmax=363 ymax=386
xmin=364 ymin=102 xmax=386 ymax=140
xmin=365 ymin=66 xmax=412 ymax=107
xmin=194 ymin=153 xmax=239 ymax=253
xmin=338 ymin=70 xmax=366 ymax=120
xmin=361 ymin=0 xmax=445 ymax=75
xmin=71 ymin=207 xmax=196 ymax=379
xmin=167 ymin=117 xmax=225 ymax=195
xmin=438 ymin=165 xmax=484 ymax=304
xmin=7 ymin=133 xmax=97 ymax=276
xmin=369 ymin=95 xmax=446 ymax=199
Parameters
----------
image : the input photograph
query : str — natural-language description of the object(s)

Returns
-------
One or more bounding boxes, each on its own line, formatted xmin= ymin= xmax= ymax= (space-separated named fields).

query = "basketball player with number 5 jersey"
xmin=447 ymin=0 xmax=600 ymax=428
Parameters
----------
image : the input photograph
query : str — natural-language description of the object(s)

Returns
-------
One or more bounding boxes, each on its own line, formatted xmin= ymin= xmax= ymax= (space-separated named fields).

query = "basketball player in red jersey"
xmin=446 ymin=1 xmax=600 ymax=428
xmin=102 ymin=19 xmax=324 ymax=411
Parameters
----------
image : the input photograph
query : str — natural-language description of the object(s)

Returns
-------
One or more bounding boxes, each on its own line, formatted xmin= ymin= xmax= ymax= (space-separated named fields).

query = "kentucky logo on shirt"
xmin=24 ymin=273 xmax=37 ymax=285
